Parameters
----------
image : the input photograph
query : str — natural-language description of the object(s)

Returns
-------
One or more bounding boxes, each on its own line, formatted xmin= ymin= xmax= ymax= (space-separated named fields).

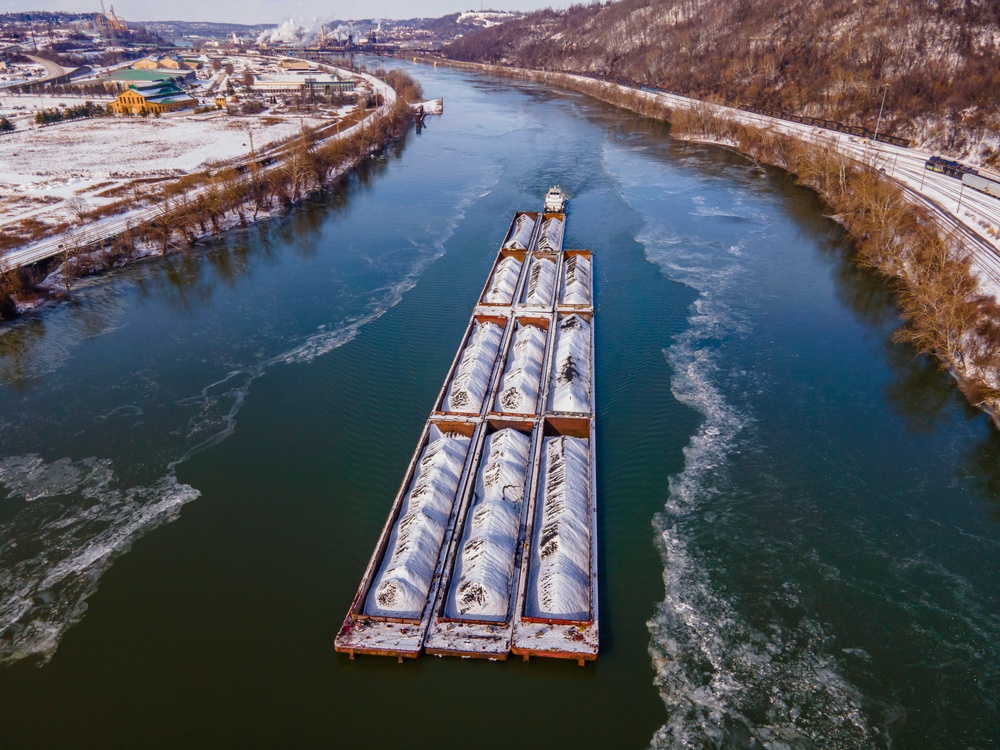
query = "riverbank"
xmin=411 ymin=56 xmax=1000 ymax=427
xmin=0 ymin=71 xmax=420 ymax=321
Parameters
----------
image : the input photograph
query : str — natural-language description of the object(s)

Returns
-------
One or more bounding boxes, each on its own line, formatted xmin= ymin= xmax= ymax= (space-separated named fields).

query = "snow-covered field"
xmin=0 ymin=107 xmax=331 ymax=234
xmin=0 ymin=94 xmax=112 ymax=119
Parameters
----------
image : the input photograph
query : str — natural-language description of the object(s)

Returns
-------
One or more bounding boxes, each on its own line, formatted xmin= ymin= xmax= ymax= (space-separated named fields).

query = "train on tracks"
xmin=925 ymin=156 xmax=1000 ymax=200
xmin=736 ymin=105 xmax=911 ymax=147
xmin=557 ymin=71 xmax=913 ymax=148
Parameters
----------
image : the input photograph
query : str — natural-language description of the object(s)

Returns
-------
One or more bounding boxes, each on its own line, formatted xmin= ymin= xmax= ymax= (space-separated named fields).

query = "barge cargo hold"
xmin=336 ymin=193 xmax=597 ymax=664
xmin=511 ymin=417 xmax=598 ymax=665
xmin=423 ymin=419 xmax=540 ymax=659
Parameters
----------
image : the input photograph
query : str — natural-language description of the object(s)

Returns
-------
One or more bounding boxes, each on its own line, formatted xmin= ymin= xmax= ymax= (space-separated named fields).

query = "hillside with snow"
xmin=443 ymin=0 xmax=1000 ymax=165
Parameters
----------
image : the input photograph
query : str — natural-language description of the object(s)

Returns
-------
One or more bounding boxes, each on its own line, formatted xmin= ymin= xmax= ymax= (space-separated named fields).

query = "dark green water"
xmin=1 ymin=62 xmax=997 ymax=749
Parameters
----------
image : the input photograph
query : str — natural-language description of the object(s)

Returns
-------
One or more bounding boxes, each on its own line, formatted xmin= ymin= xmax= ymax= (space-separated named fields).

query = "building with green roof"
xmin=111 ymin=80 xmax=197 ymax=115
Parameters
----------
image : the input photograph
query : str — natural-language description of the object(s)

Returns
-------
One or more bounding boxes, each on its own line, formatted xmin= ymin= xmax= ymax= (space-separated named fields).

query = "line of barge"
xmin=335 ymin=189 xmax=597 ymax=664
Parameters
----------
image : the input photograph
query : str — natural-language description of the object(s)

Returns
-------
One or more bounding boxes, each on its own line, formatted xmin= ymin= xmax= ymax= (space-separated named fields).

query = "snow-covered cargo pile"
xmin=366 ymin=431 xmax=472 ymax=619
xmin=446 ymin=428 xmax=532 ymax=620
xmin=503 ymin=213 xmax=536 ymax=250
xmin=522 ymin=255 xmax=556 ymax=307
xmin=482 ymin=255 xmax=523 ymax=304
xmin=495 ymin=322 xmax=547 ymax=414
xmin=561 ymin=253 xmax=591 ymax=306
xmin=527 ymin=435 xmax=591 ymax=621
xmin=537 ymin=216 xmax=564 ymax=252
xmin=549 ymin=314 xmax=591 ymax=413
xmin=444 ymin=320 xmax=504 ymax=413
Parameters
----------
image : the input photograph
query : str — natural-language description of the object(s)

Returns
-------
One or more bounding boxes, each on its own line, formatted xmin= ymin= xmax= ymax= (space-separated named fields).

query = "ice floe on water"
xmin=599 ymin=129 xmax=886 ymax=748
xmin=0 ymin=454 xmax=198 ymax=665
xmin=639 ymin=225 xmax=880 ymax=748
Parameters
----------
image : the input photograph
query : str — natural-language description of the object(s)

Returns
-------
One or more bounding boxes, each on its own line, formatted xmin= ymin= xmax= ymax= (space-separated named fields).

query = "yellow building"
xmin=111 ymin=80 xmax=196 ymax=115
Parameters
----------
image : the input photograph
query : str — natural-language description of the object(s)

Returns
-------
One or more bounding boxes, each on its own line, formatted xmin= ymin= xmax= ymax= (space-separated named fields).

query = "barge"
xmin=335 ymin=190 xmax=597 ymax=664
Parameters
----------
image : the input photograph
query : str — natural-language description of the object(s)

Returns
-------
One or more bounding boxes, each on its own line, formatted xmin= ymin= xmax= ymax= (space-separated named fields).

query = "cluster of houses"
xmin=103 ymin=54 xmax=356 ymax=116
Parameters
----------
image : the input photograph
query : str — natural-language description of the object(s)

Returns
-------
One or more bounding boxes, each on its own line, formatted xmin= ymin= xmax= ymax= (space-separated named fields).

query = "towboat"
xmin=544 ymin=185 xmax=566 ymax=213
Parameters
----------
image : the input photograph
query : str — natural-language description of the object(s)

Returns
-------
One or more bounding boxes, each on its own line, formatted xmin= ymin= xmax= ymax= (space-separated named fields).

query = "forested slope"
xmin=444 ymin=0 xmax=1000 ymax=164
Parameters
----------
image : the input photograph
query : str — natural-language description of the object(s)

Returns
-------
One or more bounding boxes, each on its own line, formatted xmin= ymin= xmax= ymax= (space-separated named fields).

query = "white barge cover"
xmin=562 ymin=254 xmax=591 ymax=306
xmin=503 ymin=214 xmax=536 ymax=250
xmin=523 ymin=255 xmax=556 ymax=308
xmin=526 ymin=435 xmax=591 ymax=621
xmin=495 ymin=322 xmax=546 ymax=414
xmin=537 ymin=217 xmax=564 ymax=252
xmin=549 ymin=315 xmax=592 ymax=413
xmin=445 ymin=428 xmax=532 ymax=620
xmin=365 ymin=432 xmax=473 ymax=619
xmin=483 ymin=256 xmax=522 ymax=305
xmin=445 ymin=320 xmax=504 ymax=413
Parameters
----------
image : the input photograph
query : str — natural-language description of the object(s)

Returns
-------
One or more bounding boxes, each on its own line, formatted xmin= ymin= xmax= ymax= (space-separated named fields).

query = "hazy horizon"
xmin=14 ymin=1 xmax=564 ymax=25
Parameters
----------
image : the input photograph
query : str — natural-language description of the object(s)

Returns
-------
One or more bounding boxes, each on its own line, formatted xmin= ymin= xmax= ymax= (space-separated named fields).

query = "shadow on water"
xmin=135 ymin=254 xmax=221 ymax=314
xmin=757 ymin=155 xmax=982 ymax=437
xmin=0 ymin=319 xmax=46 ymax=389
xmin=961 ymin=429 xmax=1000 ymax=518
xmin=767 ymin=157 xmax=1000 ymax=519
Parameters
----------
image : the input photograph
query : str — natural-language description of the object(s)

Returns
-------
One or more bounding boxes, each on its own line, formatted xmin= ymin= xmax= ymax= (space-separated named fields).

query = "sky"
xmin=8 ymin=1 xmax=567 ymax=25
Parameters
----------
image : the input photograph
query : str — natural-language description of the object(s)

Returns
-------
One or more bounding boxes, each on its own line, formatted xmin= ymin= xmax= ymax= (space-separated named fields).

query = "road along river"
xmin=0 ymin=59 xmax=998 ymax=749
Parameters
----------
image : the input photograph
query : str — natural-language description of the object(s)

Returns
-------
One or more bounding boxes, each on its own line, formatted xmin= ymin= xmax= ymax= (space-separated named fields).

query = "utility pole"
xmin=873 ymin=83 xmax=889 ymax=143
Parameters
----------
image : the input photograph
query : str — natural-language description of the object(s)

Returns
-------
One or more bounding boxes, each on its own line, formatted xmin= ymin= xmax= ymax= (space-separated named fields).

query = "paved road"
xmin=24 ymin=54 xmax=71 ymax=84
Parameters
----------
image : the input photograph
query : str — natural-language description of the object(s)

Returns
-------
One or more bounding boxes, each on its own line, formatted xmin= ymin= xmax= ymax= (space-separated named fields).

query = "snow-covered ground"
xmin=0 ymin=59 xmax=387 ymax=272
xmin=0 ymin=62 xmax=49 ymax=87
xmin=0 ymin=52 xmax=377 ymax=248
xmin=0 ymin=94 xmax=114 ymax=116
xmin=0 ymin=111 xmax=331 ymax=232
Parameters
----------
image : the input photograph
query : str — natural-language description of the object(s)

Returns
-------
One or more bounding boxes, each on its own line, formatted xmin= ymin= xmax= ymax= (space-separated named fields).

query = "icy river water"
xmin=1 ymin=61 xmax=999 ymax=749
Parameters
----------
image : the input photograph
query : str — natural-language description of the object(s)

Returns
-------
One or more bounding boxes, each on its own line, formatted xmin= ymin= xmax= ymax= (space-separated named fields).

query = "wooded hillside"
xmin=443 ymin=0 xmax=1000 ymax=164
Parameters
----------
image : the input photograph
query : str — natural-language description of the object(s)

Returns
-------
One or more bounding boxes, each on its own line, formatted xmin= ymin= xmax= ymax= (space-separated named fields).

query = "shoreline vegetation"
xmin=0 ymin=68 xmax=422 ymax=321
xmin=424 ymin=58 xmax=1000 ymax=426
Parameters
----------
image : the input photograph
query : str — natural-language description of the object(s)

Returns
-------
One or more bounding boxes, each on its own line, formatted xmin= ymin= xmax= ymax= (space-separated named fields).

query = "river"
xmin=0 ymin=60 xmax=997 ymax=749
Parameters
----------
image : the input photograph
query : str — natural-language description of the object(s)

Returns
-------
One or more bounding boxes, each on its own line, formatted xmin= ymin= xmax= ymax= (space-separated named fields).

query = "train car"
xmin=721 ymin=103 xmax=910 ymax=148
xmin=926 ymin=155 xmax=979 ymax=178
xmin=962 ymin=172 xmax=1000 ymax=199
